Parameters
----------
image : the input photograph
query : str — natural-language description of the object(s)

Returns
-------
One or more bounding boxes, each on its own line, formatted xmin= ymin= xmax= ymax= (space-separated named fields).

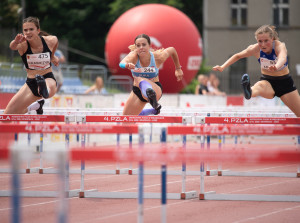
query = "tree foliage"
xmin=0 ymin=0 xmax=203 ymax=66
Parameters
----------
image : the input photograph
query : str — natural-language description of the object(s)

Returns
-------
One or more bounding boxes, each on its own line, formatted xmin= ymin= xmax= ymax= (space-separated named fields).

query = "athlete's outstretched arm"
xmin=161 ymin=47 xmax=183 ymax=81
xmin=119 ymin=51 xmax=138 ymax=69
xmin=268 ymin=41 xmax=288 ymax=72
xmin=10 ymin=34 xmax=26 ymax=51
xmin=213 ymin=44 xmax=258 ymax=72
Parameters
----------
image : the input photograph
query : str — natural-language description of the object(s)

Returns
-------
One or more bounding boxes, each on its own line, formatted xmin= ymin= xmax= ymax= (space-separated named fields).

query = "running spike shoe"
xmin=241 ymin=74 xmax=252 ymax=100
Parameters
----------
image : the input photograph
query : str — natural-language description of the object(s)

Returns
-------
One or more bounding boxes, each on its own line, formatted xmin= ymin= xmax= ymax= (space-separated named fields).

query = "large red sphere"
xmin=105 ymin=4 xmax=202 ymax=93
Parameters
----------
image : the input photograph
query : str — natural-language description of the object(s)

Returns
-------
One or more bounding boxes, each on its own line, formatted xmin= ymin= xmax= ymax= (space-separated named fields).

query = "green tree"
xmin=0 ymin=0 xmax=21 ymax=28
xmin=1 ymin=0 xmax=203 ymax=67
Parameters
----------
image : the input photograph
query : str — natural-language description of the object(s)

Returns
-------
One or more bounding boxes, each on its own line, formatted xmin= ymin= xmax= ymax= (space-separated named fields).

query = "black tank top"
xmin=21 ymin=36 xmax=52 ymax=70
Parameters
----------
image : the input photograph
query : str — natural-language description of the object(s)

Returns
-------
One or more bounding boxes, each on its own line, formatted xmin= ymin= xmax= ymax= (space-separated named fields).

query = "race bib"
xmin=27 ymin=52 xmax=51 ymax=70
xmin=132 ymin=67 xmax=156 ymax=73
xmin=260 ymin=58 xmax=277 ymax=70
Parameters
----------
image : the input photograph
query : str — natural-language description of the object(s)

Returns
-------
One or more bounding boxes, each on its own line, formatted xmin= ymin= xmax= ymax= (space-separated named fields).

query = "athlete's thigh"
xmin=4 ymin=84 xmax=40 ymax=114
xmin=280 ymin=90 xmax=300 ymax=117
xmin=253 ymin=80 xmax=275 ymax=99
xmin=45 ymin=78 xmax=57 ymax=97
xmin=150 ymin=82 xmax=162 ymax=100
xmin=123 ymin=92 xmax=147 ymax=115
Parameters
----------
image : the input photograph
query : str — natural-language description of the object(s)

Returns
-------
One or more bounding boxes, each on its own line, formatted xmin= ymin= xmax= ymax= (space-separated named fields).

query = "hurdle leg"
xmin=116 ymin=132 xmax=120 ymax=174
xmin=26 ymin=126 xmax=31 ymax=173
xmin=297 ymin=136 xmax=300 ymax=178
xmin=161 ymin=127 xmax=167 ymax=223
xmin=137 ymin=128 xmax=145 ymax=223
xmin=161 ymin=164 xmax=167 ymax=223
xmin=11 ymin=147 xmax=21 ymax=223
xmin=128 ymin=134 xmax=133 ymax=175
xmin=181 ymin=133 xmax=187 ymax=199
xmin=39 ymin=133 xmax=44 ymax=174
xmin=57 ymin=151 xmax=68 ymax=223
xmin=79 ymin=132 xmax=86 ymax=198
xmin=217 ymin=135 xmax=222 ymax=176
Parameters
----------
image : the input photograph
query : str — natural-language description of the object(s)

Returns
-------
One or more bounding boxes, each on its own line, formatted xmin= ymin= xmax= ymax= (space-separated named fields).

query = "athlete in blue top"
xmin=213 ymin=25 xmax=300 ymax=117
xmin=119 ymin=34 xmax=183 ymax=115
xmin=4 ymin=17 xmax=58 ymax=114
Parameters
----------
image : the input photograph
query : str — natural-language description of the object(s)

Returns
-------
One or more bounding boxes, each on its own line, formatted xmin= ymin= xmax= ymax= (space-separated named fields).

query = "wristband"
xmin=176 ymin=66 xmax=182 ymax=70
xmin=119 ymin=63 xmax=126 ymax=69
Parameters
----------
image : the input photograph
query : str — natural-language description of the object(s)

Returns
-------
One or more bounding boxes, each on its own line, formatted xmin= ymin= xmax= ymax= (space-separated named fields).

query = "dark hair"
xmin=23 ymin=16 xmax=50 ymax=36
xmin=134 ymin=34 xmax=151 ymax=45
xmin=23 ymin=17 xmax=40 ymax=29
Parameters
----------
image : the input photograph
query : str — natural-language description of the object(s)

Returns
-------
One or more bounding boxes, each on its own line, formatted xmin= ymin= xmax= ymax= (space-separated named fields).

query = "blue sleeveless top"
xmin=258 ymin=41 xmax=288 ymax=71
xmin=131 ymin=51 xmax=159 ymax=79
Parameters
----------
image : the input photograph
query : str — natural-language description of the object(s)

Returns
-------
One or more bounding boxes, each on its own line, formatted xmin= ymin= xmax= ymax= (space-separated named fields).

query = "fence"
xmin=0 ymin=62 xmax=132 ymax=94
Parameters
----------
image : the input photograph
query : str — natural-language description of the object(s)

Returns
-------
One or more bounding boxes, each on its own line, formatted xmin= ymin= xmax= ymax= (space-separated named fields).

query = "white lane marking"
xmin=0 ymin=197 xmax=78 ymax=211
xmin=232 ymin=205 xmax=300 ymax=223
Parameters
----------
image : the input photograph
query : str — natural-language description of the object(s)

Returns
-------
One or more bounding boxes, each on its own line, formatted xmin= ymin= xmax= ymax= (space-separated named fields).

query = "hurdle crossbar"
xmin=0 ymin=114 xmax=72 ymax=122
xmin=81 ymin=115 xmax=191 ymax=123
xmin=196 ymin=116 xmax=300 ymax=125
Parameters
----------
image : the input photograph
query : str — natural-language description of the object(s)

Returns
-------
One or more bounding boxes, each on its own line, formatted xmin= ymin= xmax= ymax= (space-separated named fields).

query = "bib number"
xmin=260 ymin=58 xmax=277 ymax=69
xmin=133 ymin=67 xmax=156 ymax=73
xmin=27 ymin=52 xmax=51 ymax=70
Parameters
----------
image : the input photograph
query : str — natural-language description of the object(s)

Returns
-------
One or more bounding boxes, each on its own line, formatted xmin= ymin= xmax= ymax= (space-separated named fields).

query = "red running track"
xmin=1 ymin=142 xmax=300 ymax=223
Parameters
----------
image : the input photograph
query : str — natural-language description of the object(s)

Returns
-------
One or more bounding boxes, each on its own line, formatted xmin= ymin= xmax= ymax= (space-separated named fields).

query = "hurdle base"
xmin=128 ymin=169 xmax=133 ymax=175
xmin=79 ymin=189 xmax=97 ymax=198
xmin=206 ymin=170 xmax=218 ymax=176
xmin=0 ymin=168 xmax=39 ymax=174
xmin=203 ymin=193 xmax=300 ymax=202
xmin=84 ymin=191 xmax=197 ymax=200
xmin=25 ymin=167 xmax=39 ymax=174
xmin=0 ymin=189 xmax=80 ymax=198
xmin=131 ymin=169 xmax=217 ymax=176
xmin=39 ymin=167 xmax=56 ymax=174
xmin=199 ymin=191 xmax=216 ymax=200
xmin=116 ymin=168 xmax=129 ymax=175
xmin=180 ymin=191 xmax=198 ymax=200
xmin=37 ymin=168 xmax=130 ymax=175
xmin=221 ymin=171 xmax=297 ymax=178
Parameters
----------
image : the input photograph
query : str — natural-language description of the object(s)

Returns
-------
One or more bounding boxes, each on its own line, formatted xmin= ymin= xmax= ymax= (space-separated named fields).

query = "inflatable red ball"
xmin=105 ymin=4 xmax=202 ymax=93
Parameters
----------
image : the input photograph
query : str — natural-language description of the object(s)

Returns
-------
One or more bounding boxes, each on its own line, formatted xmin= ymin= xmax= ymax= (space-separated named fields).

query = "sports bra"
xmin=131 ymin=51 xmax=159 ymax=79
xmin=21 ymin=36 xmax=52 ymax=70
xmin=258 ymin=41 xmax=288 ymax=71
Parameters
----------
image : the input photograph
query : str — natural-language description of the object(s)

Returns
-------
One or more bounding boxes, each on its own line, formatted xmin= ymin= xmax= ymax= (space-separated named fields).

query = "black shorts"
xmin=260 ymin=74 xmax=297 ymax=98
xmin=132 ymin=82 xmax=163 ymax=102
xmin=26 ymin=72 xmax=57 ymax=97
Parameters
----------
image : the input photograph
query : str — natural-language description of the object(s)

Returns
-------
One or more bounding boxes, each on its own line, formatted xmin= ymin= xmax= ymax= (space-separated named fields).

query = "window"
xmin=229 ymin=57 xmax=247 ymax=94
xmin=273 ymin=0 xmax=289 ymax=26
xmin=231 ymin=0 xmax=247 ymax=27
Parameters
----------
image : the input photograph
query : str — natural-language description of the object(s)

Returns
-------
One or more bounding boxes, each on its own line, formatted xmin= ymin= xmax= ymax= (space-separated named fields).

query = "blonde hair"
xmin=255 ymin=25 xmax=279 ymax=40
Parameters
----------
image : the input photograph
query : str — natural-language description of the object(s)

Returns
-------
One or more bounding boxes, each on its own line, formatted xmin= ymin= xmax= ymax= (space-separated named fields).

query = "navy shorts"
xmin=132 ymin=82 xmax=163 ymax=102
xmin=26 ymin=72 xmax=57 ymax=97
xmin=260 ymin=74 xmax=297 ymax=97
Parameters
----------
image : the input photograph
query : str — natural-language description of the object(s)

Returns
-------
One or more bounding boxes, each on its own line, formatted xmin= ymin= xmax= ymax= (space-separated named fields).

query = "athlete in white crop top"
xmin=213 ymin=25 xmax=300 ymax=117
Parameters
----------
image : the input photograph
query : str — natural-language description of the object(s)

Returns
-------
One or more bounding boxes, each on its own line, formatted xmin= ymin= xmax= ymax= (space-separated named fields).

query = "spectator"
xmin=52 ymin=49 xmax=65 ymax=92
xmin=84 ymin=76 xmax=108 ymax=94
xmin=207 ymin=72 xmax=226 ymax=96
xmin=194 ymin=74 xmax=211 ymax=95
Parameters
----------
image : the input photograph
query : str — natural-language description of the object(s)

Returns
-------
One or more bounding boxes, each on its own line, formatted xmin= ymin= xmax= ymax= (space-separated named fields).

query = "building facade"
xmin=203 ymin=0 xmax=300 ymax=94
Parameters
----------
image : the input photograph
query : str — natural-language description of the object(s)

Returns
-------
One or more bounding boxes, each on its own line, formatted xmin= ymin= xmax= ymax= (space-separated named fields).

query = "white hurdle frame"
xmin=195 ymin=116 xmax=300 ymax=178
